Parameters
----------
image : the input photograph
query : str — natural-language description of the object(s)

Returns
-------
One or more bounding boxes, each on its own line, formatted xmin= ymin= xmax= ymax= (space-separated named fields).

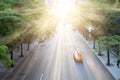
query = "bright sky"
xmin=45 ymin=0 xmax=76 ymax=19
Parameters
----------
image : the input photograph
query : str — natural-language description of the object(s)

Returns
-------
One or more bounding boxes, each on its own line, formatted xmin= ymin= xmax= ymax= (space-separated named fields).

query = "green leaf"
xmin=0 ymin=45 xmax=13 ymax=67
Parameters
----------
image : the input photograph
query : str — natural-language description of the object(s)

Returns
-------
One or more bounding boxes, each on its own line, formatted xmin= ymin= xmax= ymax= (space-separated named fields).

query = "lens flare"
xmin=50 ymin=0 xmax=76 ymax=20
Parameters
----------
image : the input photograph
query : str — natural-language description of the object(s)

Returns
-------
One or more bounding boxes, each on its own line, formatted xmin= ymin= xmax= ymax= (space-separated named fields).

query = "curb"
xmin=1 ymin=43 xmax=40 ymax=80
xmin=78 ymin=32 xmax=117 ymax=80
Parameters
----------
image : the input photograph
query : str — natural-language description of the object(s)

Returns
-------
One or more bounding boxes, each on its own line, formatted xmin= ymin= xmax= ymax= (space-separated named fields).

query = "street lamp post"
xmin=93 ymin=28 xmax=96 ymax=49
xmin=87 ymin=26 xmax=95 ymax=48
xmin=88 ymin=27 xmax=92 ymax=40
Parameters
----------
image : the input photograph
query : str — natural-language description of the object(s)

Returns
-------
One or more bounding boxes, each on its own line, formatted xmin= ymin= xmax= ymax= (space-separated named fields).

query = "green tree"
xmin=114 ymin=0 xmax=120 ymax=7
xmin=103 ymin=10 xmax=120 ymax=36
xmin=0 ymin=45 xmax=13 ymax=67
xmin=98 ymin=35 xmax=120 ymax=65
xmin=23 ymin=32 xmax=36 ymax=51
xmin=0 ymin=10 xmax=27 ymax=36
xmin=0 ymin=2 xmax=11 ymax=10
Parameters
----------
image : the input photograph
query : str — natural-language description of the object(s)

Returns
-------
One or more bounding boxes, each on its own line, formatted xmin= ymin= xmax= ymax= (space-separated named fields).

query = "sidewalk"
xmin=0 ymin=39 xmax=40 ymax=79
xmin=38 ymin=33 xmax=120 ymax=80
xmin=79 ymin=32 xmax=120 ymax=80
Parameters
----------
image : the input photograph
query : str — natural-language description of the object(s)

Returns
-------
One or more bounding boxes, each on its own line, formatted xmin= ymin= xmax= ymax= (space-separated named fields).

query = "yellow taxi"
xmin=73 ymin=51 xmax=83 ymax=62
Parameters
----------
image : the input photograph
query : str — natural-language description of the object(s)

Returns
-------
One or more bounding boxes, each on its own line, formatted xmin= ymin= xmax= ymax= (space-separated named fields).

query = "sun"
xmin=59 ymin=0 xmax=71 ymax=18
xmin=50 ymin=0 xmax=76 ymax=20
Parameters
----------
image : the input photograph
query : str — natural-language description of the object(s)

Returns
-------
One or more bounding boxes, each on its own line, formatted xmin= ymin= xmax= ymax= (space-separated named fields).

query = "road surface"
xmin=4 ymin=24 xmax=115 ymax=80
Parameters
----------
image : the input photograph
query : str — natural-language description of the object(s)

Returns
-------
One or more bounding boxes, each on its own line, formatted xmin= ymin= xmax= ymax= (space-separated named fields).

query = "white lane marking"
xmin=40 ymin=73 xmax=43 ymax=80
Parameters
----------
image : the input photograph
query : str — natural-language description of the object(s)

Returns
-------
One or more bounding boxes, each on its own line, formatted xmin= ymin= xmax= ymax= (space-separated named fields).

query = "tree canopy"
xmin=0 ymin=10 xmax=28 ymax=36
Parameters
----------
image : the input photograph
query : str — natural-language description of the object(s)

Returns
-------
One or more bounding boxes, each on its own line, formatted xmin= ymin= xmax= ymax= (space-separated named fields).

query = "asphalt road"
xmin=4 ymin=24 xmax=115 ymax=80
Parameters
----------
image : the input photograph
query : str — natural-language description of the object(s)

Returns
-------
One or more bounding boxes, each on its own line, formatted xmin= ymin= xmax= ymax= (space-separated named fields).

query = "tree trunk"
xmin=107 ymin=48 xmax=111 ymax=66
xmin=93 ymin=36 xmax=96 ymax=49
xmin=86 ymin=32 xmax=88 ymax=40
xmin=98 ymin=42 xmax=102 ymax=55
xmin=10 ymin=49 xmax=14 ymax=67
xmin=20 ymin=43 xmax=23 ymax=57
xmin=118 ymin=44 xmax=120 ymax=56
xmin=10 ymin=49 xmax=13 ymax=60
xmin=83 ymin=32 xmax=85 ymax=38
xmin=27 ymin=42 xmax=30 ymax=51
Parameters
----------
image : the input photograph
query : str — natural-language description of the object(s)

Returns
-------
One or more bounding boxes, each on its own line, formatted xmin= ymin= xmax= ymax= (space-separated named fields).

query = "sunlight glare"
xmin=51 ymin=0 xmax=76 ymax=20
xmin=59 ymin=0 xmax=71 ymax=18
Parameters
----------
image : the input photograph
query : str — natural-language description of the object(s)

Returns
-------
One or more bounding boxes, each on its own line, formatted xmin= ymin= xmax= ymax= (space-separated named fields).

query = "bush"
xmin=0 ymin=45 xmax=13 ymax=67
